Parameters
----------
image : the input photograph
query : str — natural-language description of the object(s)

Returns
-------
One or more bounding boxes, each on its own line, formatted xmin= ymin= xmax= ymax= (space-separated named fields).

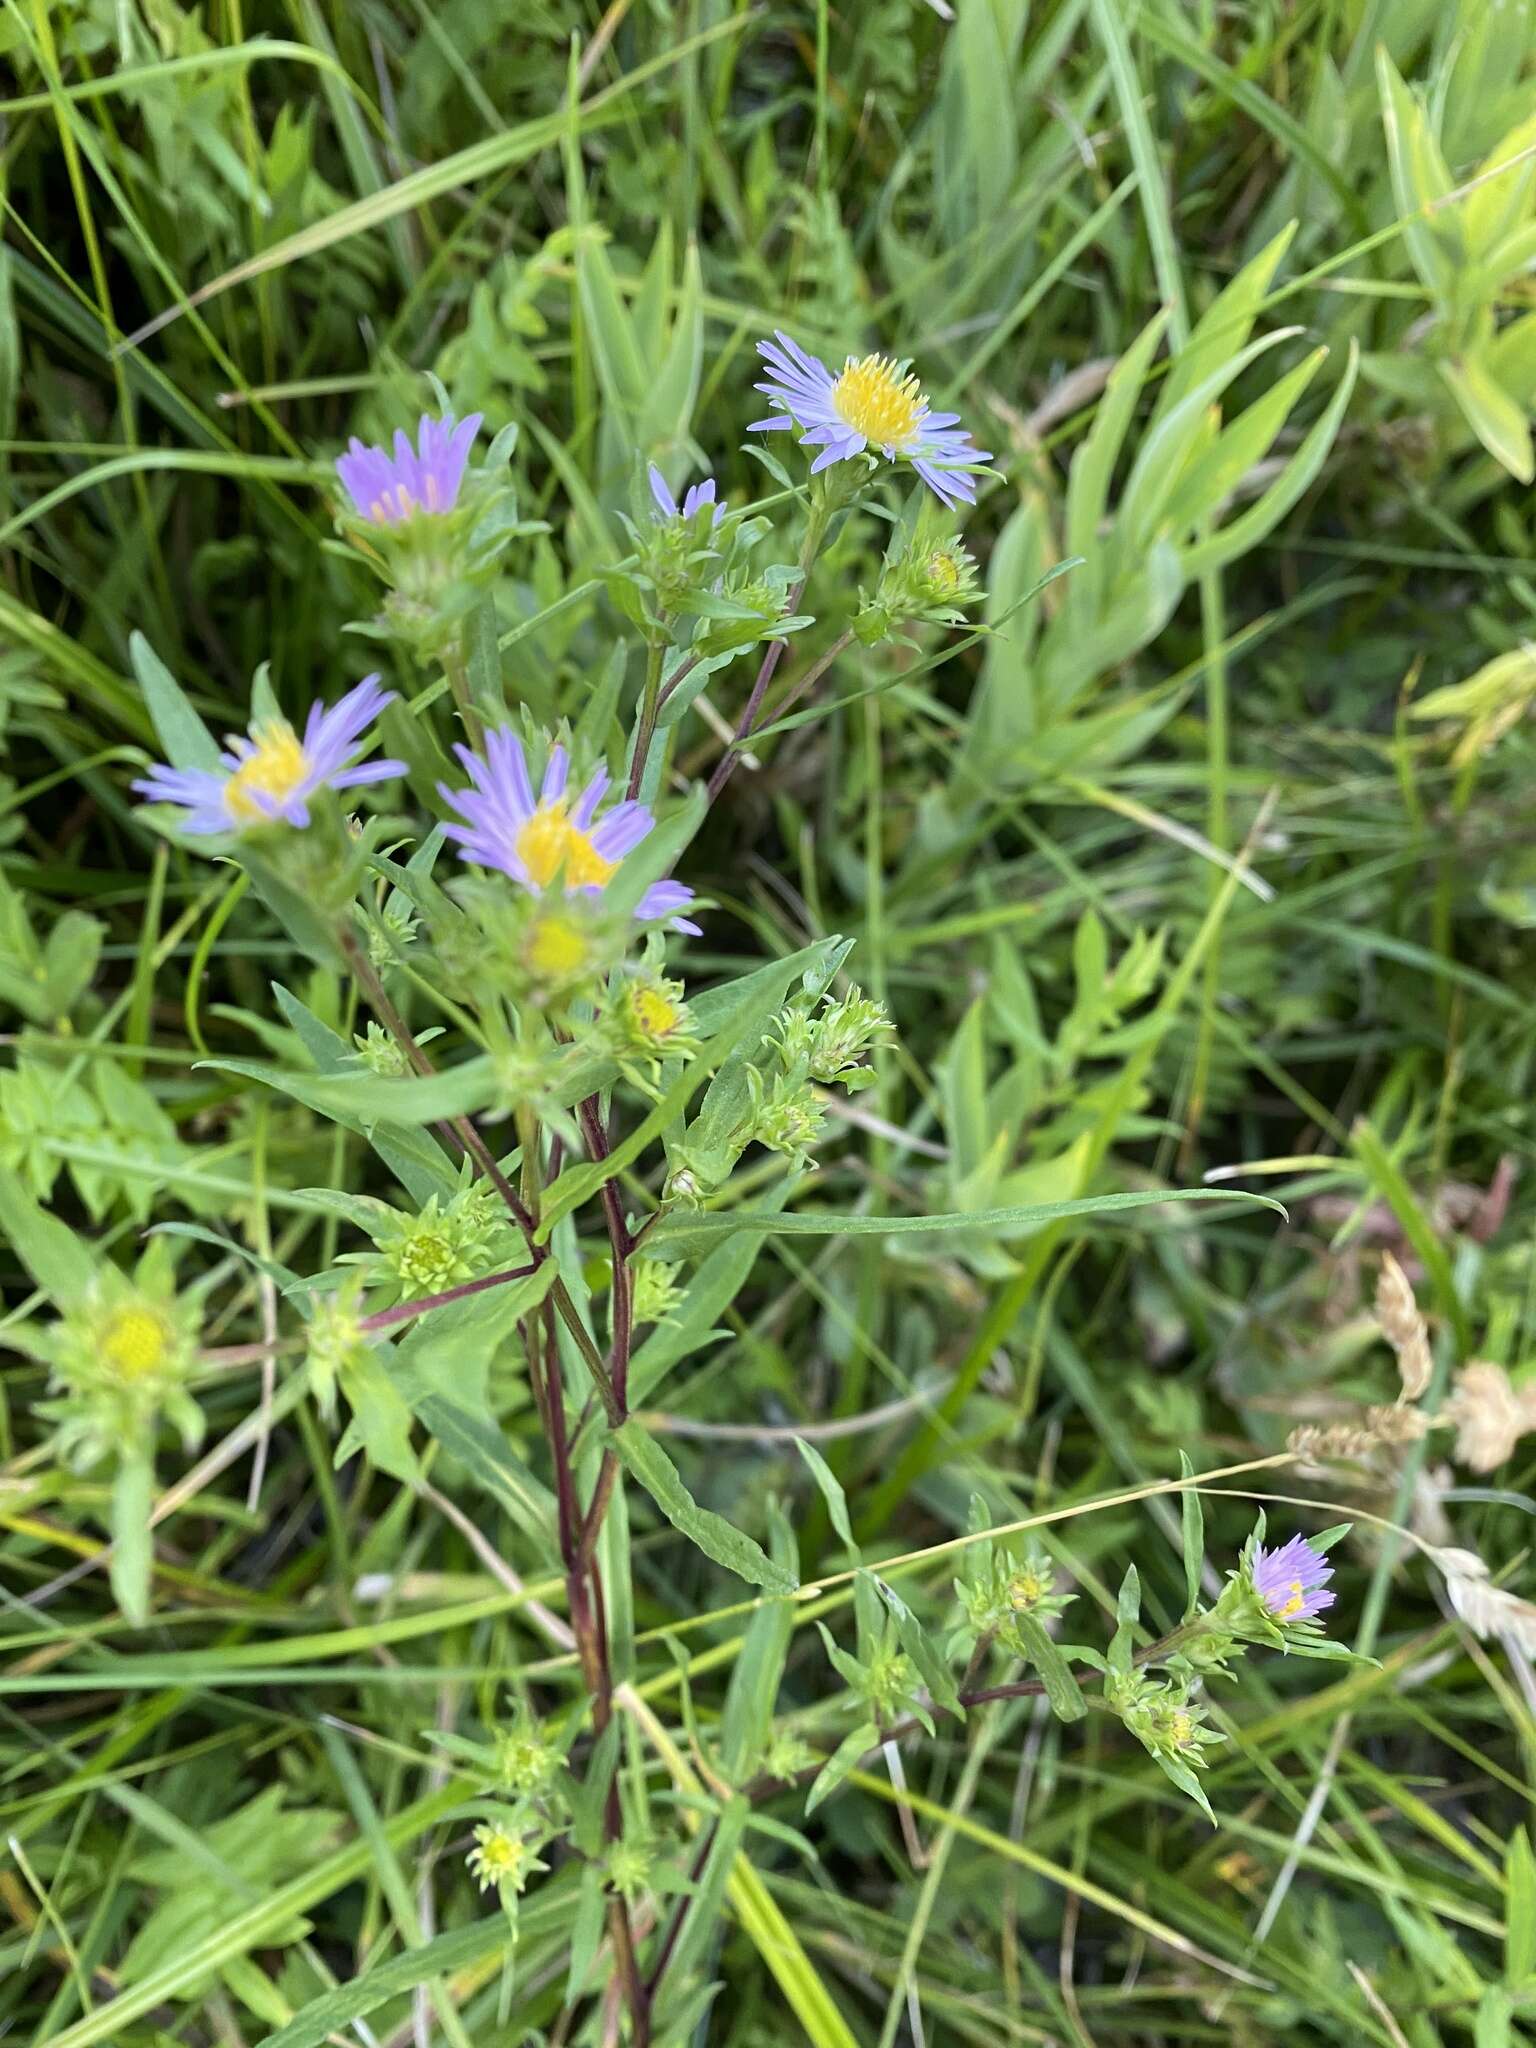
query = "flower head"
xmin=133 ymin=677 xmax=404 ymax=836
xmin=613 ymin=971 xmax=699 ymax=1070
xmin=441 ymin=728 xmax=700 ymax=933
xmin=467 ymin=1821 xmax=544 ymax=1896
xmin=1252 ymin=1534 xmax=1336 ymax=1625
xmin=337 ymin=411 xmax=484 ymax=525
xmin=648 ymin=463 xmax=722 ymax=524
xmin=38 ymin=1252 xmax=203 ymax=1470
xmin=750 ymin=332 xmax=992 ymax=508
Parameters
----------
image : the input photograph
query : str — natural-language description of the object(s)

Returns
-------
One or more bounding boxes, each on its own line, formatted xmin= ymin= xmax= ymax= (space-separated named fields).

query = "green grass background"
xmin=3 ymin=0 xmax=1536 ymax=2042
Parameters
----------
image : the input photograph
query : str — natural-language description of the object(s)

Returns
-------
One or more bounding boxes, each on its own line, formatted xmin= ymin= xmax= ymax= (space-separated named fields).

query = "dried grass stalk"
xmin=1287 ymin=1404 xmax=1432 ymax=1460
xmin=1430 ymin=1544 xmax=1536 ymax=1656
xmin=1444 ymin=1360 xmax=1529 ymax=1473
xmin=1375 ymin=1251 xmax=1433 ymax=1400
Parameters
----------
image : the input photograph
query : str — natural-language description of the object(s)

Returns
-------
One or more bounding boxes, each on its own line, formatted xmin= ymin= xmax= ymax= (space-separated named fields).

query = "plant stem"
xmin=338 ymin=924 xmax=622 ymax=1421
xmin=626 ymin=635 xmax=667 ymax=801
xmin=705 ymin=496 xmax=833 ymax=805
xmin=761 ymin=625 xmax=854 ymax=729
xmin=442 ymin=639 xmax=484 ymax=751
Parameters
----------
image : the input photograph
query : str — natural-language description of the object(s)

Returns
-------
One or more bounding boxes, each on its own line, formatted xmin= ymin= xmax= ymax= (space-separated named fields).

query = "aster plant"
xmin=3 ymin=315 xmax=1363 ymax=2048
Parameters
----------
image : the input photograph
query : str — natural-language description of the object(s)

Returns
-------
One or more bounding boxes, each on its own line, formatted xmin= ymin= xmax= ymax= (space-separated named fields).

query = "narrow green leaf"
xmin=1180 ymin=1451 xmax=1203 ymax=1621
xmin=795 ymin=1438 xmax=855 ymax=1551
xmin=1013 ymin=1612 xmax=1088 ymax=1723
xmin=109 ymin=1451 xmax=154 ymax=1626
xmin=129 ymin=631 xmax=222 ymax=772
xmin=0 ymin=1172 xmax=98 ymax=1303
xmin=649 ymin=1186 xmax=1282 ymax=1255
xmin=1441 ymin=356 xmax=1536 ymax=482
xmin=1508 ymin=1826 xmax=1536 ymax=1984
xmin=612 ymin=1421 xmax=797 ymax=1592
xmin=257 ymin=1917 xmax=516 ymax=2048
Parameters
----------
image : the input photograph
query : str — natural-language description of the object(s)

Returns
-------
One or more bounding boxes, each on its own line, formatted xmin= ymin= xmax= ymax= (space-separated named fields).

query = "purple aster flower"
xmin=132 ymin=676 xmax=405 ymax=835
xmin=648 ymin=464 xmax=723 ymax=525
xmin=440 ymin=728 xmax=701 ymax=934
xmin=749 ymin=332 xmax=992 ymax=509
xmin=336 ymin=410 xmax=484 ymax=525
xmin=1252 ymin=1535 xmax=1336 ymax=1626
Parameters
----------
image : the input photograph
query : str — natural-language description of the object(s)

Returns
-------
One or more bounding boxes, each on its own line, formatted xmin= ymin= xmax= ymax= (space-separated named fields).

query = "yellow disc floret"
xmin=225 ymin=720 xmax=310 ymax=823
xmin=831 ymin=354 xmax=925 ymax=451
xmin=631 ymin=985 xmax=683 ymax=1038
xmin=925 ymin=549 xmax=962 ymax=595
xmin=514 ymin=802 xmax=617 ymax=890
xmin=524 ymin=911 xmax=591 ymax=983
xmin=1276 ymin=1580 xmax=1305 ymax=1621
xmin=100 ymin=1305 xmax=171 ymax=1382
xmin=1006 ymin=1564 xmax=1051 ymax=1612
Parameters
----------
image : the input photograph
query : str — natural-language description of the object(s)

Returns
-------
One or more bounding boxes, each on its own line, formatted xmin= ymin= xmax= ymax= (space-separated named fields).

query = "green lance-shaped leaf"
xmin=612 ymin=1421 xmax=798 ymax=1593
xmin=1507 ymin=1825 xmax=1536 ymax=1986
xmin=795 ymin=1437 xmax=855 ymax=1552
xmin=129 ymin=631 xmax=221 ymax=772
xmin=1012 ymin=1611 xmax=1088 ymax=1723
xmin=720 ymin=1503 xmax=800 ymax=1780
xmin=805 ymin=1722 xmax=878 ymax=1815
xmin=1180 ymin=1450 xmax=1204 ymax=1621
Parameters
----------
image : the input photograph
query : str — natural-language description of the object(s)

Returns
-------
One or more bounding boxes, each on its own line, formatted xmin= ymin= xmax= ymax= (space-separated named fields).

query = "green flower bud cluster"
xmin=955 ymin=1539 xmax=1074 ymax=1657
xmin=612 ymin=501 xmax=728 ymax=623
xmin=446 ymin=872 xmax=633 ymax=1012
xmin=758 ymin=1728 xmax=818 ymax=1783
xmin=1106 ymin=1669 xmax=1223 ymax=1795
xmin=34 ymin=1243 xmax=203 ymax=1471
xmin=345 ymin=1178 xmax=512 ymax=1303
xmin=467 ymin=1820 xmax=548 ymax=1901
xmin=605 ymin=1837 xmax=655 ymax=1905
xmin=854 ymin=534 xmax=981 ymax=646
xmin=771 ymin=988 xmax=893 ymax=1091
xmin=686 ymin=567 xmax=810 ymax=659
xmin=302 ymin=1283 xmax=370 ymax=1421
xmin=441 ymin=1700 xmax=568 ymax=1918
xmin=350 ymin=1019 xmax=445 ymax=1076
xmin=664 ymin=978 xmax=889 ymax=1204
xmin=493 ymin=1706 xmax=562 ymax=1799
xmin=606 ymin=971 xmax=700 ymax=1084
xmin=744 ymin=1066 xmax=827 ymax=1170
xmin=364 ymin=901 xmax=419 ymax=971
xmin=630 ymin=1258 xmax=687 ymax=1326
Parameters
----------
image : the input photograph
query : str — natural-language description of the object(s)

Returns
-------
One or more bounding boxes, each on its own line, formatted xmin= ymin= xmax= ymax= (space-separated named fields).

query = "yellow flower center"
xmin=101 ymin=1305 xmax=170 ymax=1381
xmin=631 ymin=986 xmax=682 ymax=1038
xmin=525 ymin=913 xmax=590 ymax=982
xmin=832 ymin=354 xmax=925 ymax=450
xmin=1276 ymin=1580 xmax=1306 ymax=1621
xmin=926 ymin=550 xmax=962 ymax=594
xmin=471 ymin=1827 xmax=530 ymax=1888
xmin=1169 ymin=1710 xmax=1194 ymax=1747
xmin=514 ymin=801 xmax=617 ymax=891
xmin=1007 ymin=1567 xmax=1049 ymax=1612
xmin=225 ymin=720 xmax=310 ymax=823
